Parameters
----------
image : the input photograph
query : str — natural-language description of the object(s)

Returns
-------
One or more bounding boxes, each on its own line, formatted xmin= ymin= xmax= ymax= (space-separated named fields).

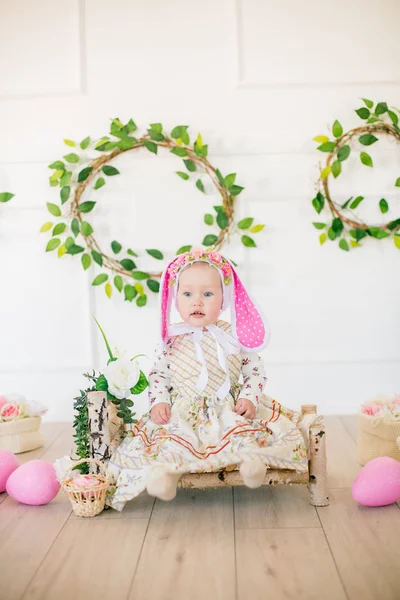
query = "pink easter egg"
xmin=352 ymin=456 xmax=400 ymax=507
xmin=0 ymin=449 xmax=19 ymax=493
xmin=6 ymin=460 xmax=60 ymax=505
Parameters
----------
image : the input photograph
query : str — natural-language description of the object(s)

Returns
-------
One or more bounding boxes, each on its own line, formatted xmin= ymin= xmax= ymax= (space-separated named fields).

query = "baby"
xmin=107 ymin=247 xmax=306 ymax=511
xmin=150 ymin=261 xmax=257 ymax=425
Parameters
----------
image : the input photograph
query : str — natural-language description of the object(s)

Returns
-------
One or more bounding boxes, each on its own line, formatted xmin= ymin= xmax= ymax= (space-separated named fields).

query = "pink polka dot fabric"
xmin=231 ymin=268 xmax=267 ymax=351
xmin=161 ymin=266 xmax=171 ymax=341
xmin=160 ymin=253 xmax=270 ymax=352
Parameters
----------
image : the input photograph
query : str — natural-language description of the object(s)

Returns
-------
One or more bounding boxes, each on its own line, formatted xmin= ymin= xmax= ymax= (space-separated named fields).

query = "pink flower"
xmin=361 ymin=403 xmax=381 ymax=416
xmin=393 ymin=396 xmax=400 ymax=406
xmin=176 ymin=254 xmax=188 ymax=265
xmin=208 ymin=251 xmax=223 ymax=264
xmin=73 ymin=474 xmax=102 ymax=488
xmin=191 ymin=248 xmax=204 ymax=258
xmin=0 ymin=396 xmax=7 ymax=410
xmin=0 ymin=402 xmax=22 ymax=421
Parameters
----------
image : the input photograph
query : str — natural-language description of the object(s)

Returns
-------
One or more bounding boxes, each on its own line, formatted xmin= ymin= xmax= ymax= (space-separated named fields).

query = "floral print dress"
xmin=106 ymin=320 xmax=307 ymax=511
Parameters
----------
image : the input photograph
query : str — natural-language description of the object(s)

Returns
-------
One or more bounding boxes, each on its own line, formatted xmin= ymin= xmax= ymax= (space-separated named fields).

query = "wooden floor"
xmin=0 ymin=417 xmax=399 ymax=600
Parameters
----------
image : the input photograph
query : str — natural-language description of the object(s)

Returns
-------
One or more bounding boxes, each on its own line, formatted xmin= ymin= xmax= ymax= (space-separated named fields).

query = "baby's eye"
xmin=204 ymin=292 xmax=213 ymax=297
xmin=183 ymin=292 xmax=192 ymax=297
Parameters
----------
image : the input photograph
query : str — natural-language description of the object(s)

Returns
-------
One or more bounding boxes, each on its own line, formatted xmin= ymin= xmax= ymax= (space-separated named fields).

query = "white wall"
xmin=0 ymin=0 xmax=399 ymax=421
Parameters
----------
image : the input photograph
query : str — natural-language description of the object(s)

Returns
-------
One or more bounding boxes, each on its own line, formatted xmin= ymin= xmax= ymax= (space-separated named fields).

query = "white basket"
xmin=0 ymin=417 xmax=44 ymax=454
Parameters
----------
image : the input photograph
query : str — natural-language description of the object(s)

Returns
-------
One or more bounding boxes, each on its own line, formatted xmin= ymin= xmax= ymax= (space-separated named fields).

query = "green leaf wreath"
xmin=312 ymin=99 xmax=400 ymax=251
xmin=42 ymin=119 xmax=265 ymax=306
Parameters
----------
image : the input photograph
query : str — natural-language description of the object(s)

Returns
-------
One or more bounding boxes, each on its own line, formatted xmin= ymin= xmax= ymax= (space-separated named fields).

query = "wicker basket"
xmin=358 ymin=413 xmax=400 ymax=465
xmin=0 ymin=417 xmax=44 ymax=454
xmin=62 ymin=458 xmax=109 ymax=517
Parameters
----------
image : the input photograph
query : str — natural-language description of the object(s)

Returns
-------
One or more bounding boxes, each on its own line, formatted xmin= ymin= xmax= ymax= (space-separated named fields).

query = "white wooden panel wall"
xmin=0 ymin=0 xmax=399 ymax=420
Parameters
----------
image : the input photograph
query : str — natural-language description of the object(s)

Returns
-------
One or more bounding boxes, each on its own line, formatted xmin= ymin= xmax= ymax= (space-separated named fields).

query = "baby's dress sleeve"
xmin=239 ymin=351 xmax=268 ymax=406
xmin=148 ymin=341 xmax=173 ymax=408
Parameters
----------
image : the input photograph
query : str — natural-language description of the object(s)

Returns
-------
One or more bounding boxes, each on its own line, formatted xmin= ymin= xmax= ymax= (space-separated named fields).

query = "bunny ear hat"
xmin=160 ymin=247 xmax=270 ymax=352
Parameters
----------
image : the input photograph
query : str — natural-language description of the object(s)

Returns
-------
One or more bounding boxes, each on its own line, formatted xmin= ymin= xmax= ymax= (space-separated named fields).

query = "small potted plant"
xmin=55 ymin=319 xmax=148 ymax=515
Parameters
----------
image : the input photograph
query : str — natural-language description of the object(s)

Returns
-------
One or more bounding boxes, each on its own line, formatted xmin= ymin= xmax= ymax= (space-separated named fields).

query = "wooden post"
xmin=86 ymin=391 xmax=123 ymax=464
xmin=300 ymin=404 xmax=330 ymax=506
xmin=308 ymin=421 xmax=330 ymax=506
xmin=301 ymin=404 xmax=317 ymax=416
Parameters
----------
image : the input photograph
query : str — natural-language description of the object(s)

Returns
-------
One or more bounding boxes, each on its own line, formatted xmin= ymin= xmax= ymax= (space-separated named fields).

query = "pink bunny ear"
xmin=231 ymin=267 xmax=270 ymax=351
xmin=160 ymin=263 xmax=172 ymax=342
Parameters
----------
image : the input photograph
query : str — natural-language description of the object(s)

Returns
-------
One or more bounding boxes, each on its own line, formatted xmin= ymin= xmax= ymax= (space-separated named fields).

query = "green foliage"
xmin=147 ymin=279 xmax=160 ymax=293
xmin=64 ymin=153 xmax=80 ymax=164
xmin=79 ymin=201 xmax=96 ymax=213
xmin=72 ymin=381 xmax=93 ymax=470
xmin=379 ymin=198 xmax=389 ymax=214
xmin=241 ymin=235 xmax=256 ymax=248
xmin=114 ymin=275 xmax=123 ymax=292
xmin=238 ymin=217 xmax=254 ymax=230
xmin=78 ymin=167 xmax=93 ymax=182
xmin=81 ymin=254 xmax=91 ymax=270
xmin=196 ymin=179 xmax=205 ymax=193
xmin=203 ymin=234 xmax=218 ymax=246
xmin=359 ymin=134 xmax=378 ymax=146
xmin=102 ymin=165 xmax=120 ymax=176
xmin=94 ymin=177 xmax=105 ymax=190
xmin=132 ymin=271 xmax=149 ymax=280
xmin=176 ymin=245 xmax=192 ymax=254
xmin=312 ymin=192 xmax=324 ymax=214
xmin=146 ymin=249 xmax=163 ymax=260
xmin=318 ymin=142 xmax=336 ymax=152
xmin=144 ymin=141 xmax=158 ymax=154
xmin=331 ymin=160 xmax=341 ymax=178
xmin=120 ymin=258 xmax=136 ymax=271
xmin=47 ymin=203 xmax=61 ymax=217
xmin=60 ymin=186 xmax=70 ymax=204
xmin=0 ymin=192 xmax=14 ymax=203
xmin=332 ymin=120 xmax=343 ymax=137
xmin=337 ymin=145 xmax=351 ymax=161
xmin=312 ymin=99 xmax=399 ymax=251
xmin=124 ymin=284 xmax=137 ymax=302
xmin=111 ymin=240 xmax=122 ymax=254
xmin=67 ymin=244 xmax=85 ymax=255
xmin=355 ymin=107 xmax=370 ymax=120
xmin=45 ymin=119 xmax=265 ymax=301
xmin=360 ymin=152 xmax=373 ymax=167
xmin=92 ymin=273 xmax=108 ymax=285
xmin=81 ymin=221 xmax=94 ymax=236
xmin=46 ymin=238 xmax=60 ymax=252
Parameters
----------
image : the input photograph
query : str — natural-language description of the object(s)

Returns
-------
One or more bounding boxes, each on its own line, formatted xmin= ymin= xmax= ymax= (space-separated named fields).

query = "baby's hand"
xmin=235 ymin=398 xmax=256 ymax=419
xmin=150 ymin=402 xmax=171 ymax=425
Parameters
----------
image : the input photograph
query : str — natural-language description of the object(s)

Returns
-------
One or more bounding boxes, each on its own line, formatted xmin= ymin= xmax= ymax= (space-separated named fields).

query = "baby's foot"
xmin=240 ymin=458 xmax=266 ymax=489
xmin=146 ymin=466 xmax=180 ymax=501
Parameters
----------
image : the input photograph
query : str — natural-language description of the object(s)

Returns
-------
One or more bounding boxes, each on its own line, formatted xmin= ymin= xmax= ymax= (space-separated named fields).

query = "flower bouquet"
xmin=0 ymin=393 xmax=47 ymax=454
xmin=72 ymin=319 xmax=149 ymax=473
xmin=358 ymin=395 xmax=400 ymax=465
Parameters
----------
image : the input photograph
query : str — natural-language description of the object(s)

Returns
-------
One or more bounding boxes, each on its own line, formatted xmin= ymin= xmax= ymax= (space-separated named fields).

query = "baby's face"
xmin=177 ymin=262 xmax=223 ymax=327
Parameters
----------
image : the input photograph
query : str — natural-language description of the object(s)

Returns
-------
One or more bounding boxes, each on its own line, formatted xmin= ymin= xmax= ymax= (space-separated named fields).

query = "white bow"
xmin=167 ymin=323 xmax=241 ymax=401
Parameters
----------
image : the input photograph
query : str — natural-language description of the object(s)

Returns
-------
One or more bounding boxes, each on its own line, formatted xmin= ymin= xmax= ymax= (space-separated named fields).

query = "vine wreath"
xmin=42 ymin=119 xmax=264 ymax=307
xmin=311 ymin=99 xmax=400 ymax=251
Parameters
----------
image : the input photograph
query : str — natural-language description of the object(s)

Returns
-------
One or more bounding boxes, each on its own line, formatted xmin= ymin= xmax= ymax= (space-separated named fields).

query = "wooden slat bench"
xmin=87 ymin=391 xmax=330 ymax=507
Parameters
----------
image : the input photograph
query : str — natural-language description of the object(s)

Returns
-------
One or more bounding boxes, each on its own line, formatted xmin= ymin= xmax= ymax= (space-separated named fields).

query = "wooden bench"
xmin=87 ymin=391 xmax=330 ymax=507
